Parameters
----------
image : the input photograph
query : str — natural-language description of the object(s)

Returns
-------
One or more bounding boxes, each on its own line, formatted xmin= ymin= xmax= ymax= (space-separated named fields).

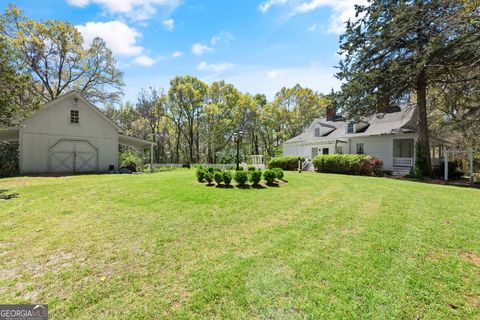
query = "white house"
xmin=283 ymin=105 xmax=451 ymax=175
xmin=0 ymin=91 xmax=155 ymax=174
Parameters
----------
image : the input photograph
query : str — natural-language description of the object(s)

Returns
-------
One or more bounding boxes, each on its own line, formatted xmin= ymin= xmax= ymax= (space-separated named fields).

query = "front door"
xmin=322 ymin=148 xmax=329 ymax=155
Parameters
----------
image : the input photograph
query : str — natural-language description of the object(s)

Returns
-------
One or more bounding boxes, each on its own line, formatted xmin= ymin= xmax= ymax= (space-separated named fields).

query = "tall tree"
xmin=272 ymin=84 xmax=327 ymax=139
xmin=337 ymin=0 xmax=480 ymax=175
xmin=0 ymin=4 xmax=124 ymax=104
xmin=167 ymin=76 xmax=207 ymax=163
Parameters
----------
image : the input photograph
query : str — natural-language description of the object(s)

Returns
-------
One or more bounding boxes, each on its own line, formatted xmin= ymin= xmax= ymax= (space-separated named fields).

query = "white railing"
xmin=393 ymin=157 xmax=413 ymax=167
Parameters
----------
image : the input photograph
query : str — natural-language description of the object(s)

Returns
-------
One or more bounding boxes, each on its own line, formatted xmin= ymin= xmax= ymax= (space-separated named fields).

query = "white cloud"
xmin=258 ymin=0 xmax=367 ymax=33
xmin=258 ymin=0 xmax=288 ymax=13
xmin=66 ymin=0 xmax=181 ymax=21
xmin=296 ymin=0 xmax=367 ymax=33
xmin=307 ymin=23 xmax=318 ymax=32
xmin=210 ymin=31 xmax=234 ymax=45
xmin=191 ymin=43 xmax=214 ymax=55
xmin=171 ymin=51 xmax=183 ymax=58
xmin=162 ymin=18 xmax=175 ymax=31
xmin=212 ymin=63 xmax=340 ymax=99
xmin=76 ymin=21 xmax=143 ymax=56
xmin=198 ymin=61 xmax=234 ymax=73
xmin=133 ymin=55 xmax=157 ymax=66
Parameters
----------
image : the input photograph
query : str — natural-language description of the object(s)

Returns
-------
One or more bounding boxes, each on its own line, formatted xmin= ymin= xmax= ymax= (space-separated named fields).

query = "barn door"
xmin=49 ymin=140 xmax=98 ymax=173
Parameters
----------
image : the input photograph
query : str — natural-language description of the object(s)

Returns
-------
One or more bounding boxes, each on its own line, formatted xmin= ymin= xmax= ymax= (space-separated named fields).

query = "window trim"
xmin=347 ymin=122 xmax=355 ymax=134
xmin=69 ymin=109 xmax=80 ymax=125
xmin=314 ymin=127 xmax=321 ymax=137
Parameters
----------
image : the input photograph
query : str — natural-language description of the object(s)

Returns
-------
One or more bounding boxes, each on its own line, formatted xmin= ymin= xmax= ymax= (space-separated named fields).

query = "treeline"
xmin=105 ymin=80 xmax=330 ymax=164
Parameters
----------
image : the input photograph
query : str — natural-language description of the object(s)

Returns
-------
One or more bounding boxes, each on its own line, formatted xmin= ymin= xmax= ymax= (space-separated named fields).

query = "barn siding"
xmin=20 ymin=95 xmax=119 ymax=174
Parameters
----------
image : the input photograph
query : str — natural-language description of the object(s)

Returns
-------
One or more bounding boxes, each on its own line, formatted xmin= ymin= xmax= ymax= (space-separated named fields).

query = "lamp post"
xmin=233 ymin=130 xmax=243 ymax=170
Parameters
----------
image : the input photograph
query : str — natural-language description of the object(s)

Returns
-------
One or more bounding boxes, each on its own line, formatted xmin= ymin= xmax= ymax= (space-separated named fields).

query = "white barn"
xmin=283 ymin=105 xmax=452 ymax=175
xmin=0 ymin=91 xmax=155 ymax=174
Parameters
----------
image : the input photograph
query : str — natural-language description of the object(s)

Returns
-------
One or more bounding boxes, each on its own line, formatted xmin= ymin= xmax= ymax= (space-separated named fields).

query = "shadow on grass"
xmin=0 ymin=189 xmax=19 ymax=200
xmin=215 ymin=184 xmax=234 ymax=189
xmin=251 ymin=184 xmax=267 ymax=189
xmin=266 ymin=182 xmax=280 ymax=187
xmin=387 ymin=176 xmax=480 ymax=190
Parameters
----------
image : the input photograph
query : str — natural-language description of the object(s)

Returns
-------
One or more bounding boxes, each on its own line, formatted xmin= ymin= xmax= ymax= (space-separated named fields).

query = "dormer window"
xmin=70 ymin=110 xmax=79 ymax=124
xmin=314 ymin=127 xmax=320 ymax=137
xmin=347 ymin=122 xmax=355 ymax=134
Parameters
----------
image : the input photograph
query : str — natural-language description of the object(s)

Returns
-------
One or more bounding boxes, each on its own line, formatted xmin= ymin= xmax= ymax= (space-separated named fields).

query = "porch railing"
xmin=393 ymin=157 xmax=413 ymax=167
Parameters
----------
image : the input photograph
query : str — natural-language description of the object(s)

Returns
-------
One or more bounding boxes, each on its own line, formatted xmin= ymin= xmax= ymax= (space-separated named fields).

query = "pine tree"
xmin=337 ymin=0 xmax=480 ymax=175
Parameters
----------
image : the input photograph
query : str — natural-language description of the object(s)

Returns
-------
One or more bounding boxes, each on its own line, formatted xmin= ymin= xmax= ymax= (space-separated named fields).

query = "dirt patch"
xmin=460 ymin=252 xmax=480 ymax=266
xmin=466 ymin=294 xmax=480 ymax=308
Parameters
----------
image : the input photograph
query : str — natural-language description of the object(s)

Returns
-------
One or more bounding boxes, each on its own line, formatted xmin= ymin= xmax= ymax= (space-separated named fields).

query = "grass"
xmin=1 ymin=170 xmax=480 ymax=319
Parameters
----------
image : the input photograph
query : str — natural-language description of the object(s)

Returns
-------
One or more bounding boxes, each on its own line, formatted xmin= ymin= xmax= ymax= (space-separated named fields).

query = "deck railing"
xmin=393 ymin=157 xmax=413 ymax=167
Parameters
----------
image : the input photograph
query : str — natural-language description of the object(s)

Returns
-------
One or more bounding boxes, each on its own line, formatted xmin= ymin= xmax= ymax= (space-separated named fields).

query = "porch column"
xmin=150 ymin=144 xmax=154 ymax=173
xmin=469 ymin=149 xmax=474 ymax=184
xmin=444 ymin=148 xmax=449 ymax=181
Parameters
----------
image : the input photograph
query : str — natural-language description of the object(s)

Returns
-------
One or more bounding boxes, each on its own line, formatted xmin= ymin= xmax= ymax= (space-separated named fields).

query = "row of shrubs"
xmin=267 ymin=156 xmax=305 ymax=170
xmin=313 ymin=154 xmax=383 ymax=176
xmin=196 ymin=166 xmax=284 ymax=187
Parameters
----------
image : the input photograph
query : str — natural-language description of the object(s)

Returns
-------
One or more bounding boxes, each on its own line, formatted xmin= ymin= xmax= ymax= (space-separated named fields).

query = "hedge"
xmin=267 ymin=156 xmax=305 ymax=171
xmin=313 ymin=154 xmax=383 ymax=176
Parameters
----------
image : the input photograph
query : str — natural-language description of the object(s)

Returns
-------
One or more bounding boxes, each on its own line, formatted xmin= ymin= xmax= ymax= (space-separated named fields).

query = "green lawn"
xmin=1 ymin=170 xmax=479 ymax=319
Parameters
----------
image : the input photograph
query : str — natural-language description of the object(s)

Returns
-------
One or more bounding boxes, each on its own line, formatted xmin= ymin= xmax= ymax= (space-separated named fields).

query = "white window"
xmin=357 ymin=143 xmax=364 ymax=155
xmin=70 ymin=110 xmax=79 ymax=124
xmin=311 ymin=147 xmax=318 ymax=159
xmin=314 ymin=127 xmax=320 ymax=137
xmin=347 ymin=122 xmax=355 ymax=134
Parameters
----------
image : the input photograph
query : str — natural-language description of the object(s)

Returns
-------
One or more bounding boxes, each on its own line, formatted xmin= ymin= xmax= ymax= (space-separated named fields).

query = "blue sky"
xmin=9 ymin=0 xmax=365 ymax=102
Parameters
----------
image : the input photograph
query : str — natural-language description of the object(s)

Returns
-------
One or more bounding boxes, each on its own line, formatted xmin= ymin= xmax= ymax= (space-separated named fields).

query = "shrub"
xmin=263 ymin=169 xmax=277 ymax=184
xmin=120 ymin=150 xmax=141 ymax=172
xmin=234 ymin=170 xmax=249 ymax=186
xmin=272 ymin=168 xmax=284 ymax=180
xmin=222 ymin=171 xmax=232 ymax=186
xmin=250 ymin=170 xmax=262 ymax=185
xmin=214 ymin=171 xmax=223 ymax=185
xmin=313 ymin=154 xmax=383 ymax=176
xmin=204 ymin=172 xmax=213 ymax=184
xmin=268 ymin=156 xmax=305 ymax=171
xmin=247 ymin=166 xmax=256 ymax=172
xmin=196 ymin=168 xmax=206 ymax=182
xmin=207 ymin=167 xmax=215 ymax=173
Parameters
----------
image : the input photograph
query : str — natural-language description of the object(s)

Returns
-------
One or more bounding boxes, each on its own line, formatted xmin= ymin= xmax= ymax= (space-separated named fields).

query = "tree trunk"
xmin=416 ymin=69 xmax=432 ymax=175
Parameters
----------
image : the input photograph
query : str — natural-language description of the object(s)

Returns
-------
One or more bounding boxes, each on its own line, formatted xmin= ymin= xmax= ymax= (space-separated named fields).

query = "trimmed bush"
xmin=263 ymin=169 xmax=276 ymax=184
xmin=247 ymin=166 xmax=256 ymax=172
xmin=268 ymin=156 xmax=305 ymax=171
xmin=234 ymin=170 xmax=249 ymax=186
xmin=207 ymin=167 xmax=215 ymax=173
xmin=204 ymin=172 xmax=213 ymax=184
xmin=272 ymin=167 xmax=284 ymax=180
xmin=214 ymin=171 xmax=223 ymax=185
xmin=313 ymin=154 xmax=383 ymax=176
xmin=249 ymin=170 xmax=262 ymax=185
xmin=222 ymin=171 xmax=232 ymax=186
xmin=196 ymin=168 xmax=206 ymax=182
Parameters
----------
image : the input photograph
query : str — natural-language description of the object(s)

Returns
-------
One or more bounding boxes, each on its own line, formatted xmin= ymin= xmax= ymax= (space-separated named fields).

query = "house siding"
xmin=283 ymin=133 xmax=418 ymax=171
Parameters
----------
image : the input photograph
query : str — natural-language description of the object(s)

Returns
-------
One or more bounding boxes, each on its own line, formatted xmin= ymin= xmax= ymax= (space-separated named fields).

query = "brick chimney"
xmin=326 ymin=106 xmax=336 ymax=122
